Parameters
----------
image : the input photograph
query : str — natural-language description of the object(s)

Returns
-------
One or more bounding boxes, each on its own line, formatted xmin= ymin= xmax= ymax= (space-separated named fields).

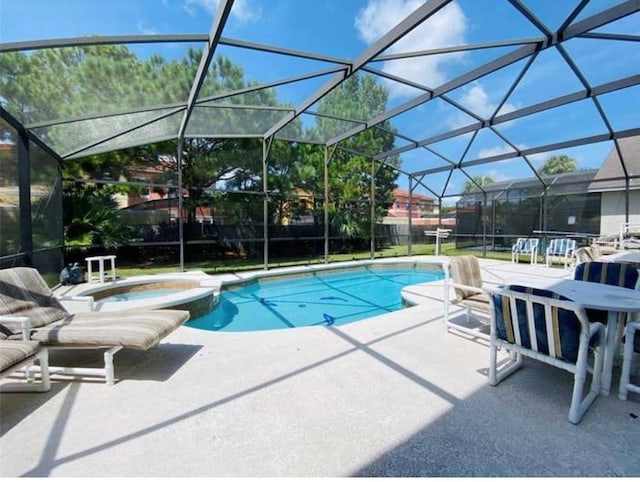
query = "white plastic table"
xmin=599 ymin=251 xmax=640 ymax=265
xmin=506 ymin=277 xmax=640 ymax=396
xmin=85 ymin=255 xmax=117 ymax=283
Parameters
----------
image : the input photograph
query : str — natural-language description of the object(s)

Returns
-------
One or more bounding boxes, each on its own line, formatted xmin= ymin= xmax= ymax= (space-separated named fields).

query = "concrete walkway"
xmin=1 ymin=257 xmax=639 ymax=477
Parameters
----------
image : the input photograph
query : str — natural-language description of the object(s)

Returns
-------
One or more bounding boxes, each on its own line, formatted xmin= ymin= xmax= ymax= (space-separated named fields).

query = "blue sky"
xmin=1 ymin=0 xmax=639 ymax=198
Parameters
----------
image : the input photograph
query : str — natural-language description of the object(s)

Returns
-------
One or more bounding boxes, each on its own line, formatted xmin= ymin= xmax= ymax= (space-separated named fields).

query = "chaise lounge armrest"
xmin=0 ymin=315 xmax=32 ymax=341
xmin=0 ymin=339 xmax=51 ymax=392
xmin=448 ymin=281 xmax=485 ymax=296
xmin=55 ymin=295 xmax=95 ymax=312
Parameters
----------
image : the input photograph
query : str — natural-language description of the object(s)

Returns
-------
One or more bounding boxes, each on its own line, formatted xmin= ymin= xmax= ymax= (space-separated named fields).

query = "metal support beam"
xmin=177 ymin=138 xmax=185 ymax=271
xmin=408 ymin=177 xmax=413 ymax=257
xmin=329 ymin=42 xmax=538 ymax=147
xmin=563 ymin=0 xmax=640 ymax=41
xmin=371 ymin=37 xmax=542 ymax=61
xmin=0 ymin=34 xmax=209 ymax=53
xmin=380 ymin=73 xmax=640 ymax=163
xmin=412 ymin=127 xmax=640 ymax=177
xmin=578 ymin=32 xmax=640 ymax=42
xmin=17 ymin=129 xmax=33 ymax=265
xmin=178 ymin=0 xmax=234 ymax=140
xmin=370 ymin=158 xmax=376 ymax=259
xmin=558 ymin=0 xmax=590 ymax=34
xmin=482 ymin=193 xmax=487 ymax=258
xmin=324 ymin=145 xmax=338 ymax=263
xmin=263 ymin=136 xmax=274 ymax=270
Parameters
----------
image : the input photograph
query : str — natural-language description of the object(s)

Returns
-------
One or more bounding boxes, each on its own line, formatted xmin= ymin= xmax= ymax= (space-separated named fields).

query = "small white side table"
xmin=85 ymin=255 xmax=117 ymax=283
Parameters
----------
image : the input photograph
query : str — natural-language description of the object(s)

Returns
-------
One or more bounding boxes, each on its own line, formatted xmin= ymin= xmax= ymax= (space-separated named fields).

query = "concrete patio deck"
xmin=1 ymin=257 xmax=639 ymax=477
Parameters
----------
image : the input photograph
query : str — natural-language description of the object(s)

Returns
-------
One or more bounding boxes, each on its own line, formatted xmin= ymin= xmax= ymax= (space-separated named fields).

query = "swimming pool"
xmin=187 ymin=265 xmax=443 ymax=332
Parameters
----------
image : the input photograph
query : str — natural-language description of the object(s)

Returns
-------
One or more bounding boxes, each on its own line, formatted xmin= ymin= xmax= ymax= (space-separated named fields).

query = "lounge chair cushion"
xmin=459 ymin=293 xmax=490 ymax=312
xmin=449 ymin=255 xmax=483 ymax=301
xmin=491 ymin=285 xmax=582 ymax=363
xmin=0 ymin=340 xmax=40 ymax=373
xmin=0 ymin=267 xmax=68 ymax=328
xmin=29 ymin=310 xmax=190 ymax=351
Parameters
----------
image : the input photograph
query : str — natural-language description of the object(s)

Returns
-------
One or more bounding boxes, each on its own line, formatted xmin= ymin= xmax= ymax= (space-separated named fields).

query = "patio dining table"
xmin=502 ymin=276 xmax=640 ymax=396
xmin=599 ymin=250 xmax=640 ymax=267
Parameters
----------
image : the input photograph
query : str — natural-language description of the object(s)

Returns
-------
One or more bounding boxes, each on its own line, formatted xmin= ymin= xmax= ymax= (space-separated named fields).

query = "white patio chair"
xmin=443 ymin=256 xmax=491 ymax=339
xmin=619 ymin=320 xmax=640 ymax=401
xmin=511 ymin=238 xmax=539 ymax=265
xmin=487 ymin=285 xmax=605 ymax=424
xmin=545 ymin=238 xmax=577 ymax=269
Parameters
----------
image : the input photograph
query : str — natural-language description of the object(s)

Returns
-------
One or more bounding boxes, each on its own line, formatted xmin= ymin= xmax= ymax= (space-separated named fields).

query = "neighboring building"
xmin=280 ymin=189 xmax=315 ymax=225
xmin=387 ymin=188 xmax=437 ymax=218
xmin=588 ymin=136 xmax=640 ymax=236
xmin=384 ymin=188 xmax=454 ymax=227
xmin=456 ymin=135 xmax=640 ymax=238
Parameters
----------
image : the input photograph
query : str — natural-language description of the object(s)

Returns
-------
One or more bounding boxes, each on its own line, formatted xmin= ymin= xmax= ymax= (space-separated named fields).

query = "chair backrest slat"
xmin=514 ymin=238 xmax=538 ymax=252
xmin=549 ymin=238 xmax=576 ymax=255
xmin=526 ymin=299 xmax=538 ymax=352
xmin=510 ymin=296 xmax=523 ymax=345
xmin=544 ymin=303 xmax=557 ymax=359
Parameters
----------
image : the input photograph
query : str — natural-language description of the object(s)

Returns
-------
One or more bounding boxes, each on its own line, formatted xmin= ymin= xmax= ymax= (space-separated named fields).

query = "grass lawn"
xmin=116 ymin=243 xmax=517 ymax=278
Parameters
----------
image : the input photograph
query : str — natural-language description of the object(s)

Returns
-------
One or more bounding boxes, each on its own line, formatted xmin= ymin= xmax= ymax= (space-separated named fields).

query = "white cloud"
xmin=355 ymin=0 xmax=467 ymax=98
xmin=184 ymin=0 xmax=260 ymax=22
xmin=477 ymin=145 xmax=515 ymax=159
xmin=137 ymin=21 xmax=158 ymax=35
xmin=461 ymin=83 xmax=518 ymax=118
xmin=445 ymin=82 xmax=519 ymax=129
xmin=484 ymin=168 xmax=510 ymax=183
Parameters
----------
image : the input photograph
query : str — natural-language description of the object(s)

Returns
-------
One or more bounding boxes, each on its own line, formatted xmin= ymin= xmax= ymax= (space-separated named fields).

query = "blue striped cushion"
xmin=574 ymin=261 xmax=638 ymax=288
xmin=492 ymin=285 xmax=581 ymax=363
xmin=574 ymin=261 xmax=638 ymax=325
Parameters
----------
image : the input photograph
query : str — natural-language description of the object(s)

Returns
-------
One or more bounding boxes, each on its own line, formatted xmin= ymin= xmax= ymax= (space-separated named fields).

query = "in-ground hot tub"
xmin=72 ymin=276 xmax=216 ymax=319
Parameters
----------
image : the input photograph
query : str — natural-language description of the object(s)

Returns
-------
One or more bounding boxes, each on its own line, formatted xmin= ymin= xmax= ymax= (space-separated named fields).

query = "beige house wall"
xmin=600 ymin=190 xmax=640 ymax=236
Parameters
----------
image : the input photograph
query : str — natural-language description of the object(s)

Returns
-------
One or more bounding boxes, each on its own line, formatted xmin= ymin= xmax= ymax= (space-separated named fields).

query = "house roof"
xmin=393 ymin=189 xmax=434 ymax=202
xmin=588 ymin=136 xmax=640 ymax=192
xmin=459 ymin=169 xmax=599 ymax=203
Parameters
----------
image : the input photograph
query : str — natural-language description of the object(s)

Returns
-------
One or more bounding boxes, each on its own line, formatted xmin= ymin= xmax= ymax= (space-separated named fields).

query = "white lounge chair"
xmin=443 ymin=255 xmax=491 ymax=339
xmin=0 ymin=317 xmax=50 ymax=392
xmin=0 ymin=267 xmax=190 ymax=385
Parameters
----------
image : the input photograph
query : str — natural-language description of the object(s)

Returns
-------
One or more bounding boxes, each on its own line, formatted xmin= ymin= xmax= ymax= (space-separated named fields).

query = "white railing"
xmin=619 ymin=222 xmax=640 ymax=250
xmin=424 ymin=227 xmax=451 ymax=256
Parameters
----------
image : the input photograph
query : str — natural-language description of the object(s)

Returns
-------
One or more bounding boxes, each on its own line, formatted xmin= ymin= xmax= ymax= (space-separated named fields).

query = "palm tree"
xmin=63 ymin=184 xmax=133 ymax=247
xmin=539 ymin=154 xmax=577 ymax=175
xmin=463 ymin=175 xmax=494 ymax=193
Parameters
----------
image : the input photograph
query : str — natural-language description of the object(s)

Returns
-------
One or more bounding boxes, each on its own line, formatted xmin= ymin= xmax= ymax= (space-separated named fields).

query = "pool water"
xmin=100 ymin=289 xmax=183 ymax=303
xmin=187 ymin=267 xmax=443 ymax=332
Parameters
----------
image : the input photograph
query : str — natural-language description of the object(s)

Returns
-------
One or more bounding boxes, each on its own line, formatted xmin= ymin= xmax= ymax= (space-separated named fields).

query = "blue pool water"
xmin=100 ymin=289 xmax=182 ymax=303
xmin=187 ymin=266 xmax=443 ymax=332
